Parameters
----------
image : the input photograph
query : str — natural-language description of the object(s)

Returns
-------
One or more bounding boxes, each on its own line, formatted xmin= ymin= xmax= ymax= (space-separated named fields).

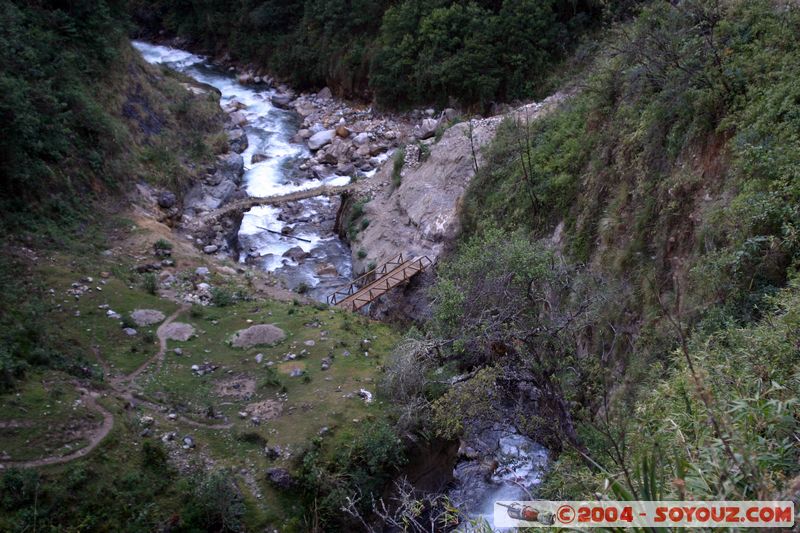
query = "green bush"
xmin=153 ymin=238 xmax=173 ymax=251
xmin=391 ymin=147 xmax=405 ymax=188
xmin=140 ymin=272 xmax=158 ymax=295
xmin=298 ymin=419 xmax=406 ymax=527
xmin=211 ymin=286 xmax=235 ymax=307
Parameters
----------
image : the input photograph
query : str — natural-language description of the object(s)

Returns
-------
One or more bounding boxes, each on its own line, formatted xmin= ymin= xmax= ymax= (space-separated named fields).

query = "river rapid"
xmin=133 ymin=41 xmax=353 ymax=301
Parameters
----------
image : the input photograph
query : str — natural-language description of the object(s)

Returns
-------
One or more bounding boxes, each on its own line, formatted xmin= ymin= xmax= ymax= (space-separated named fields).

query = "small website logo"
xmin=494 ymin=500 xmax=796 ymax=528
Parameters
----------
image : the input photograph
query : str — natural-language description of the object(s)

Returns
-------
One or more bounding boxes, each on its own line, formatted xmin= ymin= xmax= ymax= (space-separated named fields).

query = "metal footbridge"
xmin=327 ymin=254 xmax=432 ymax=311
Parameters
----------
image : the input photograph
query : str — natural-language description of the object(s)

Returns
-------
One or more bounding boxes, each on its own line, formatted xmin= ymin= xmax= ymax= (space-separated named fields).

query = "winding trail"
xmin=0 ymin=386 xmax=114 ymax=469
xmin=1 ymin=303 xmax=230 ymax=469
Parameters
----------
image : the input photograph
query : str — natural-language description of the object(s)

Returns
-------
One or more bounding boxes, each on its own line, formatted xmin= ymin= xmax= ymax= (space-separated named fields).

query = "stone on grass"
xmin=266 ymin=467 xmax=296 ymax=489
xmin=131 ymin=309 xmax=166 ymax=327
xmin=231 ymin=324 xmax=286 ymax=348
xmin=162 ymin=322 xmax=196 ymax=342
xmin=123 ymin=328 xmax=138 ymax=336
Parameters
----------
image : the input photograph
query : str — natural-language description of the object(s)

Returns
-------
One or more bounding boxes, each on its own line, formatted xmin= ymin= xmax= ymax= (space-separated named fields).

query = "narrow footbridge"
xmin=328 ymin=254 xmax=433 ymax=311
xmin=204 ymin=183 xmax=355 ymax=223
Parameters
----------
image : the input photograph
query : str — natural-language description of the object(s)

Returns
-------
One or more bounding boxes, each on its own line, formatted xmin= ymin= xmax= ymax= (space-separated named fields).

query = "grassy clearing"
xmin=0 ymin=218 xmax=400 ymax=530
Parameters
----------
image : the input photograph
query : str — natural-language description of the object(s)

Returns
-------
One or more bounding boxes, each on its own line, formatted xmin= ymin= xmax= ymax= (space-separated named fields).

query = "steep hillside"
xmin=0 ymin=0 xmax=225 ymax=238
xmin=384 ymin=0 xmax=800 ymax=509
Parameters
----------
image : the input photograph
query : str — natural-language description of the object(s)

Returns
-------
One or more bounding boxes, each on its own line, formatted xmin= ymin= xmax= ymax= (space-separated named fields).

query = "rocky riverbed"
xmin=132 ymin=40 xmax=422 ymax=301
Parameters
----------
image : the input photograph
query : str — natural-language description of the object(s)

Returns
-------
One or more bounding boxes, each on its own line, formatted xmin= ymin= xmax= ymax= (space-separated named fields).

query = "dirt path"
xmin=0 ymin=386 xmax=114 ymax=469
xmin=1 ymin=305 xmax=204 ymax=469
xmin=115 ymin=304 xmax=190 ymax=386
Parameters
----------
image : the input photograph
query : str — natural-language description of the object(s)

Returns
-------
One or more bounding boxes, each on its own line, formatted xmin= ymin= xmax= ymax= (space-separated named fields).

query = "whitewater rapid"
xmin=132 ymin=41 xmax=353 ymax=299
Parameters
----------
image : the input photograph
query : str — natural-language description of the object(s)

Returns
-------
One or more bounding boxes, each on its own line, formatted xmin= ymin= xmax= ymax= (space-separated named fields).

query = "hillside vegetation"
xmin=403 ymin=0 xmax=800 ymax=506
xmin=0 ymin=0 xmax=224 ymax=237
xmin=129 ymin=0 xmax=639 ymax=108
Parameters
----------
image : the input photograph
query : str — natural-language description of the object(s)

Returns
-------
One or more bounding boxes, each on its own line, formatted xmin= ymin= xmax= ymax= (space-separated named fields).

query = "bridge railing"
xmin=327 ymin=254 xmax=406 ymax=305
xmin=327 ymin=255 xmax=433 ymax=309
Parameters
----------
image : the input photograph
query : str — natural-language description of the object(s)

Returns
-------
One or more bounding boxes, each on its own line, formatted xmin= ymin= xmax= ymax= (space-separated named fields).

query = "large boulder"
xmin=316 ymin=87 xmax=332 ymax=100
xmin=415 ymin=118 xmax=439 ymax=140
xmin=131 ymin=309 xmax=166 ymax=327
xmin=271 ymin=94 xmax=293 ymax=109
xmin=217 ymin=152 xmax=244 ymax=184
xmin=183 ymin=179 xmax=238 ymax=213
xmin=162 ymin=322 xmax=195 ymax=342
xmin=307 ymin=129 xmax=336 ymax=151
xmin=231 ymin=324 xmax=286 ymax=348
xmin=229 ymin=111 xmax=247 ymax=127
xmin=352 ymin=132 xmax=370 ymax=146
xmin=282 ymin=246 xmax=309 ymax=263
xmin=227 ymin=128 xmax=249 ymax=153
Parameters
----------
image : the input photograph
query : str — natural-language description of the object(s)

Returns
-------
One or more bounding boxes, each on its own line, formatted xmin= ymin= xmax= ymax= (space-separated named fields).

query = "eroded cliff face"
xmin=351 ymin=93 xmax=570 ymax=274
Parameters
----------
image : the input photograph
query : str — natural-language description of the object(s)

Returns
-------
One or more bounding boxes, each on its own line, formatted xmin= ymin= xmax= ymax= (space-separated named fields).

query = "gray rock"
xmin=229 ymin=111 xmax=247 ymax=127
xmin=195 ymin=267 xmax=210 ymax=277
xmin=182 ymin=435 xmax=195 ymax=449
xmin=203 ymin=245 xmax=219 ymax=254
xmin=131 ymin=309 xmax=166 ymax=327
xmin=162 ymin=322 xmax=196 ymax=342
xmin=308 ymin=129 xmax=335 ymax=151
xmin=217 ymin=152 xmax=244 ymax=183
xmin=251 ymin=153 xmax=269 ymax=164
xmin=266 ymin=467 xmax=295 ymax=489
xmin=271 ymin=94 xmax=293 ymax=109
xmin=174 ymin=348 xmax=183 ymax=356
xmin=282 ymin=246 xmax=309 ymax=263
xmin=157 ymin=191 xmax=176 ymax=208
xmin=123 ymin=328 xmax=138 ymax=336
xmin=227 ymin=128 xmax=249 ymax=153
xmin=443 ymin=108 xmax=459 ymax=122
xmin=352 ymin=132 xmax=370 ymax=146
xmin=416 ymin=118 xmax=439 ymax=140
xmin=317 ymin=87 xmax=332 ymax=100
xmin=297 ymin=129 xmax=312 ymax=139
xmin=335 ymin=162 xmax=355 ymax=176
xmin=231 ymin=324 xmax=286 ymax=348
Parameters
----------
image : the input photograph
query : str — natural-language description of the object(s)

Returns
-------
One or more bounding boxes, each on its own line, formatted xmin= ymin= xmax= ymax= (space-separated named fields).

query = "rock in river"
xmin=307 ymin=129 xmax=335 ymax=151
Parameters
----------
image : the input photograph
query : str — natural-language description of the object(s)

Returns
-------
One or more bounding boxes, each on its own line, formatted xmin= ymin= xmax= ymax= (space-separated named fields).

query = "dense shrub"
xmin=297 ymin=419 xmax=406 ymax=527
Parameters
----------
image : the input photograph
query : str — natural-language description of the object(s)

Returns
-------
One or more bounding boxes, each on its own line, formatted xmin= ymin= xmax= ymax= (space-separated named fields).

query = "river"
xmin=132 ymin=41 xmax=353 ymax=301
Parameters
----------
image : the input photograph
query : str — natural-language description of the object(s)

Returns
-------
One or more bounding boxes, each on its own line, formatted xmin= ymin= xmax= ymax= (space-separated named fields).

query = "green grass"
xmin=0 ymin=371 xmax=99 ymax=461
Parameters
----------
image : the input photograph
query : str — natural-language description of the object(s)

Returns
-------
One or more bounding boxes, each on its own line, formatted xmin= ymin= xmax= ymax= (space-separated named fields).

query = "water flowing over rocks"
xmin=448 ymin=425 xmax=549 ymax=520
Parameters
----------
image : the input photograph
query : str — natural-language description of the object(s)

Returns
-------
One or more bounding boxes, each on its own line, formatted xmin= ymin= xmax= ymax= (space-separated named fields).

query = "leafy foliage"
xmin=131 ymin=0 xmax=618 ymax=107
xmin=297 ymin=419 xmax=407 ymax=528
